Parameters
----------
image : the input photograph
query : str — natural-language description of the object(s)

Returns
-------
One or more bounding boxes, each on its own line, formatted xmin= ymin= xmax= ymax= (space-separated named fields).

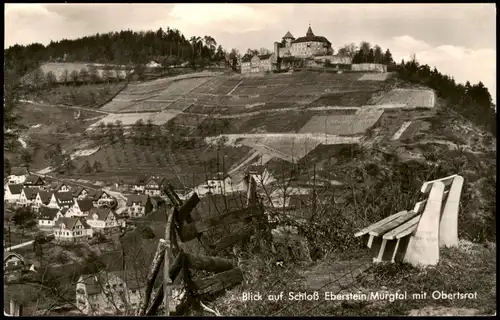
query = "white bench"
xmin=354 ymin=174 xmax=464 ymax=267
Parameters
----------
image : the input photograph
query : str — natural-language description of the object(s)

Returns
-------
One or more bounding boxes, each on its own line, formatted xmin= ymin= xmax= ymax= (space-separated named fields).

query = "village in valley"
xmin=3 ymin=4 xmax=496 ymax=317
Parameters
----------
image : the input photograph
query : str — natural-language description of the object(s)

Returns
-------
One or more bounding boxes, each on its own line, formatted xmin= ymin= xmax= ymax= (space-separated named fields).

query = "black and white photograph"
xmin=3 ymin=3 xmax=496 ymax=316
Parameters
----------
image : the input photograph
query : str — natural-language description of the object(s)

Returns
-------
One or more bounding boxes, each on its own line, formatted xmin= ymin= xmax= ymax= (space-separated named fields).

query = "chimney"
xmin=274 ymin=42 xmax=280 ymax=57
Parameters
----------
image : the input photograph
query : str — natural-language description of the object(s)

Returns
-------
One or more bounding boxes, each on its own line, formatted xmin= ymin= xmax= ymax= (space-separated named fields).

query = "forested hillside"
xmin=4 ymin=28 xmax=231 ymax=75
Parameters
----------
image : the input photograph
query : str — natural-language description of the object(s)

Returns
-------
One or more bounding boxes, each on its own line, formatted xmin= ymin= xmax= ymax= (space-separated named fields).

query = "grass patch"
xmin=354 ymin=243 xmax=496 ymax=315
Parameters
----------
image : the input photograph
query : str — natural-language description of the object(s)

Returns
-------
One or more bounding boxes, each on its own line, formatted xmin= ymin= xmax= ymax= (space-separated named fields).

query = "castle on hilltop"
xmin=274 ymin=25 xmax=334 ymax=58
xmin=241 ymin=25 xmax=352 ymax=74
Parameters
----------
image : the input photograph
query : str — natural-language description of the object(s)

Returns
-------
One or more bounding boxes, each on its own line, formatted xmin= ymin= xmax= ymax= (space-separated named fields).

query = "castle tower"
xmin=306 ymin=24 xmax=314 ymax=37
xmin=282 ymin=31 xmax=295 ymax=47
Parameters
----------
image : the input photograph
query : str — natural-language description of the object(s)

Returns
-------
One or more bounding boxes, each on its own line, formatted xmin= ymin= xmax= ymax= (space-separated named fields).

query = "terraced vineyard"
xmin=69 ymin=142 xmax=252 ymax=184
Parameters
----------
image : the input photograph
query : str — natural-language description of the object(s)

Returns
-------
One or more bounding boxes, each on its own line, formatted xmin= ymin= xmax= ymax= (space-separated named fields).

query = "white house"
xmin=72 ymin=186 xmax=90 ymax=201
xmin=206 ymin=172 xmax=233 ymax=195
xmin=38 ymin=206 xmax=64 ymax=230
xmin=86 ymin=208 xmax=120 ymax=234
xmin=33 ymin=190 xmax=53 ymax=212
xmin=52 ymin=182 xmax=72 ymax=193
xmin=4 ymin=252 xmax=31 ymax=275
xmin=23 ymin=175 xmax=45 ymax=189
xmin=53 ymin=217 xmax=93 ymax=243
xmin=131 ymin=176 xmax=147 ymax=194
xmin=126 ymin=195 xmax=153 ymax=218
xmin=247 ymin=165 xmax=276 ymax=186
xmin=7 ymin=167 xmax=30 ymax=184
xmin=4 ymin=184 xmax=23 ymax=204
xmin=49 ymin=192 xmax=75 ymax=209
xmin=144 ymin=176 xmax=166 ymax=197
xmin=67 ymin=198 xmax=95 ymax=217
xmin=17 ymin=187 xmax=38 ymax=208
xmin=76 ymin=270 xmax=146 ymax=315
xmin=88 ymin=190 xmax=115 ymax=207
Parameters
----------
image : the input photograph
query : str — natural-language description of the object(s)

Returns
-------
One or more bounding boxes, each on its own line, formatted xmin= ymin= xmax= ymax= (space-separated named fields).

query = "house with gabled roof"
xmin=4 ymin=184 xmax=23 ymax=204
xmin=33 ymin=190 xmax=53 ymax=212
xmin=241 ymin=53 xmax=277 ymax=74
xmin=52 ymin=181 xmax=72 ymax=193
xmin=23 ymin=175 xmax=45 ymax=189
xmin=144 ymin=176 xmax=166 ymax=197
xmin=7 ymin=166 xmax=30 ymax=184
xmin=206 ymin=172 xmax=232 ymax=195
xmin=76 ymin=270 xmax=146 ymax=315
xmin=4 ymin=251 xmax=34 ymax=275
xmin=247 ymin=165 xmax=276 ymax=186
xmin=49 ymin=191 xmax=75 ymax=209
xmin=38 ymin=206 xmax=64 ymax=230
xmin=53 ymin=217 xmax=93 ymax=242
xmin=17 ymin=187 xmax=38 ymax=207
xmin=126 ymin=194 xmax=152 ymax=218
xmin=131 ymin=175 xmax=148 ymax=193
xmin=72 ymin=186 xmax=90 ymax=201
xmin=67 ymin=198 xmax=95 ymax=217
xmin=88 ymin=189 xmax=115 ymax=207
xmin=86 ymin=208 xmax=120 ymax=234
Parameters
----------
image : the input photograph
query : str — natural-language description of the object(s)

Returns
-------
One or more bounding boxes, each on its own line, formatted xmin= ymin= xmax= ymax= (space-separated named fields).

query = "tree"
xmin=189 ymin=36 xmax=202 ymax=59
xmin=32 ymin=67 xmax=46 ymax=90
xmin=132 ymin=119 xmax=145 ymax=144
xmin=79 ymin=68 xmax=90 ymax=84
xmin=102 ymin=66 xmax=113 ymax=84
xmin=80 ymin=160 xmax=92 ymax=174
xmin=20 ymin=149 xmax=33 ymax=164
xmin=95 ymin=121 xmax=107 ymax=142
xmin=92 ymin=160 xmax=103 ymax=173
xmin=367 ymin=48 xmax=375 ymax=63
xmin=88 ymin=65 xmax=100 ymax=84
xmin=203 ymin=35 xmax=217 ymax=59
xmin=143 ymin=119 xmax=155 ymax=144
xmin=61 ymin=154 xmax=75 ymax=174
xmin=358 ymin=41 xmax=371 ymax=63
xmin=70 ymin=69 xmax=79 ymax=85
xmin=337 ymin=43 xmax=357 ymax=58
xmin=4 ymin=64 xmax=23 ymax=152
xmin=383 ymin=49 xmax=394 ymax=65
xmin=12 ymin=207 xmax=37 ymax=236
xmin=133 ymin=63 xmax=146 ymax=80
xmin=214 ymin=45 xmax=225 ymax=63
xmin=246 ymin=48 xmax=259 ymax=56
xmin=60 ymin=69 xmax=70 ymax=85
xmin=106 ymin=122 xmax=117 ymax=144
xmin=228 ymin=48 xmax=240 ymax=71
xmin=259 ymin=48 xmax=271 ymax=55
xmin=373 ymin=45 xmax=383 ymax=64
xmin=125 ymin=63 xmax=134 ymax=81
xmin=46 ymin=71 xmax=57 ymax=87
xmin=114 ymin=120 xmax=125 ymax=143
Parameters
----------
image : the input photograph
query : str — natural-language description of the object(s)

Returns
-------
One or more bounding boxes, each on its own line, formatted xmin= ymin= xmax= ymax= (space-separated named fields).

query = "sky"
xmin=5 ymin=3 xmax=496 ymax=102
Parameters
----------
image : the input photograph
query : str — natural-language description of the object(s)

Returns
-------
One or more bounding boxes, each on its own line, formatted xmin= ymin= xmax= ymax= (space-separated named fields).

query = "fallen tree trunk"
xmin=185 ymin=253 xmax=234 ymax=273
xmin=180 ymin=207 xmax=260 ymax=242
xmin=192 ymin=268 xmax=244 ymax=296
xmin=212 ymin=225 xmax=255 ymax=254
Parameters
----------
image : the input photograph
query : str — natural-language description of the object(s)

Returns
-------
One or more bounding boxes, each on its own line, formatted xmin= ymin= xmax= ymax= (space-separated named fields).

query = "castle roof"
xmin=292 ymin=25 xmax=331 ymax=45
xmin=282 ymin=31 xmax=295 ymax=39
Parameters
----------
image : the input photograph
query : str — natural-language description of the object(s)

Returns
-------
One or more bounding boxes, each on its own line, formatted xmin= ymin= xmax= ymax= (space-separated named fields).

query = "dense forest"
xmin=4 ymin=28 xmax=234 ymax=76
